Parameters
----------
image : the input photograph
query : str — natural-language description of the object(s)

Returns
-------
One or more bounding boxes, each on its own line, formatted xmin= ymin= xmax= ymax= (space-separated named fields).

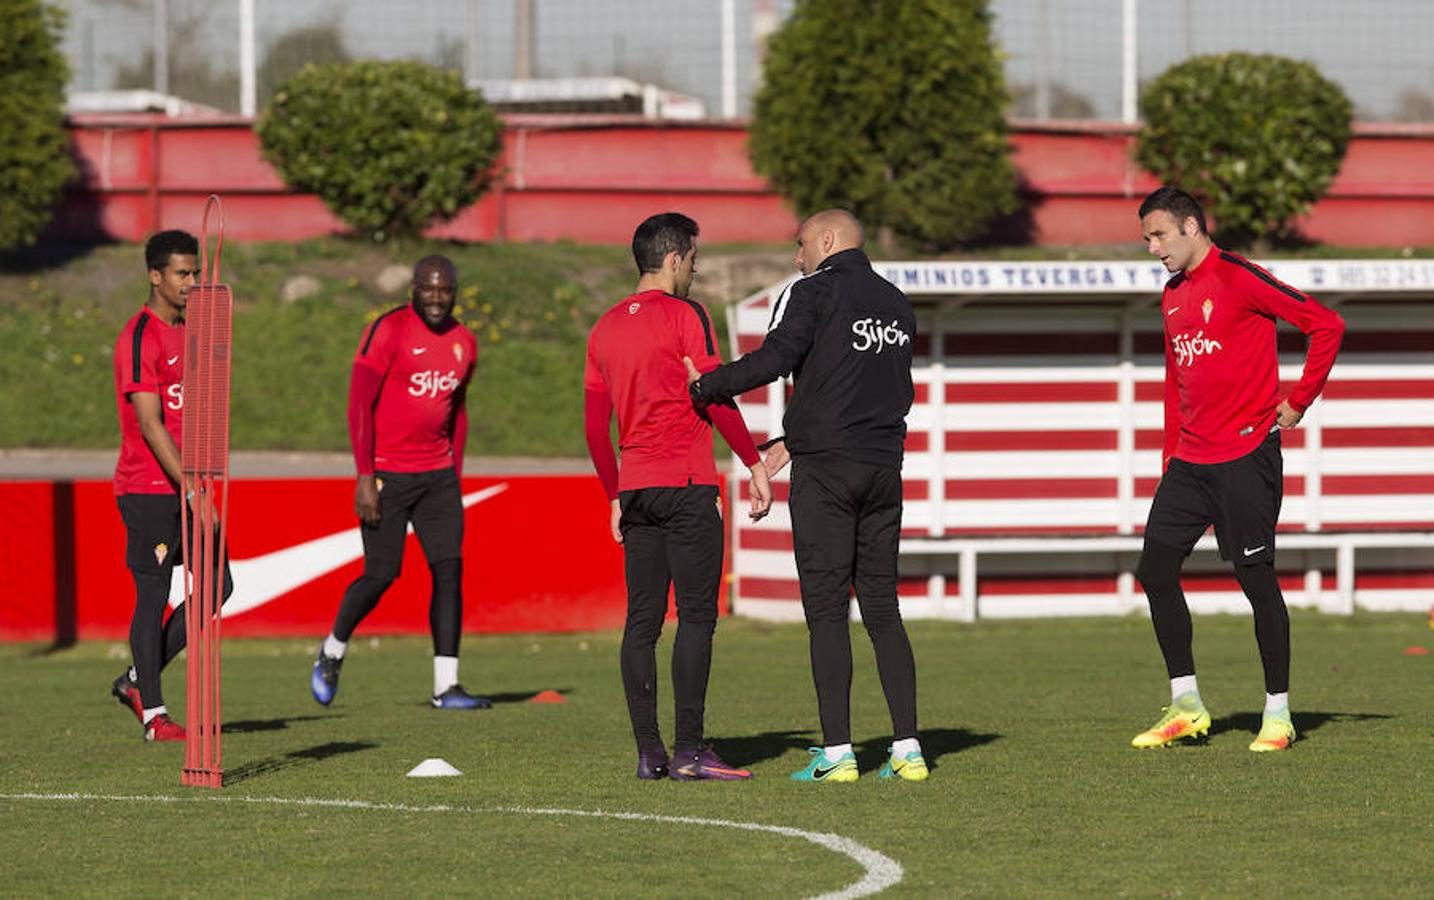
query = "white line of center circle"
xmin=0 ymin=792 xmax=903 ymax=899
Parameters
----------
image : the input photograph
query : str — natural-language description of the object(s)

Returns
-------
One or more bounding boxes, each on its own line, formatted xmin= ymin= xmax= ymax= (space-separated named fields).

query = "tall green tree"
xmin=0 ymin=0 xmax=73 ymax=250
xmin=1137 ymin=53 xmax=1353 ymax=245
xmin=749 ymin=0 xmax=1018 ymax=250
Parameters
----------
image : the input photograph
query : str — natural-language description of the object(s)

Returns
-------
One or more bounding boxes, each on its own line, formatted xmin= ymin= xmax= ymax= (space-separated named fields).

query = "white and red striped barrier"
xmin=727 ymin=260 xmax=1434 ymax=620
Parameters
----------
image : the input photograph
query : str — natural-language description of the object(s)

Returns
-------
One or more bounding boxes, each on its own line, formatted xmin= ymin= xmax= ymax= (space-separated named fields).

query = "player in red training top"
xmin=1131 ymin=187 xmax=1345 ymax=753
xmin=310 ymin=255 xmax=488 ymax=710
xmin=585 ymin=213 xmax=773 ymax=780
xmin=109 ymin=229 xmax=234 ymax=743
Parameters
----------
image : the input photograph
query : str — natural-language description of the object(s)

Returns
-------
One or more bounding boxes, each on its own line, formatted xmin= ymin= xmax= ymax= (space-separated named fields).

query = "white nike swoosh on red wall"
xmin=168 ymin=484 xmax=508 ymax=616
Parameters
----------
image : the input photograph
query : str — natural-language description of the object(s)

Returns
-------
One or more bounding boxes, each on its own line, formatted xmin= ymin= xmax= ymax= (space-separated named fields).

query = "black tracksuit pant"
xmin=618 ymin=483 xmax=724 ymax=753
xmin=789 ymin=454 xmax=917 ymax=746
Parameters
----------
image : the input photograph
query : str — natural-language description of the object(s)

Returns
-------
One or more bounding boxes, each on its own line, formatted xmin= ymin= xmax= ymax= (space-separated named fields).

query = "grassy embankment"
xmin=5 ymin=238 xmax=1429 ymax=455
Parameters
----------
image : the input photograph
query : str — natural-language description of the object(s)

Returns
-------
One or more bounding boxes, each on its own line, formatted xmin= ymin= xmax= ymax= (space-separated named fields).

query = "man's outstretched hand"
xmin=762 ymin=439 xmax=791 ymax=477
xmin=682 ymin=356 xmax=702 ymax=386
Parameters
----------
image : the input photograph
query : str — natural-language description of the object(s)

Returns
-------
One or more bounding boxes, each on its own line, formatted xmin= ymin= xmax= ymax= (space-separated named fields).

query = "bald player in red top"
xmin=310 ymin=255 xmax=489 ymax=710
xmin=1131 ymin=187 xmax=1345 ymax=753
xmin=108 ymin=229 xmax=234 ymax=742
xmin=585 ymin=212 xmax=772 ymax=780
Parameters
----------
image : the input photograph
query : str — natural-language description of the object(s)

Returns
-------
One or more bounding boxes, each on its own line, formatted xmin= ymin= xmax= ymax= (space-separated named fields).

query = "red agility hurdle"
xmin=180 ymin=195 xmax=233 ymax=788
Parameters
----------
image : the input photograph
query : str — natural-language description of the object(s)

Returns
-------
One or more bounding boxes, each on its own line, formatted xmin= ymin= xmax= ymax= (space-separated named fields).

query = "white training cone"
xmin=406 ymin=758 xmax=462 ymax=777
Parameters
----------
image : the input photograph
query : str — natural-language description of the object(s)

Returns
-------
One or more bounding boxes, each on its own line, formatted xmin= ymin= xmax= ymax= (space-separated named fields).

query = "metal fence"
xmin=55 ymin=0 xmax=1434 ymax=121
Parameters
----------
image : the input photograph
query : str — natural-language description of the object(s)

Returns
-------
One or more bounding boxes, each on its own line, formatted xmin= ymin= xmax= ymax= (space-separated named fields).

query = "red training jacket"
xmin=1161 ymin=247 xmax=1345 ymax=467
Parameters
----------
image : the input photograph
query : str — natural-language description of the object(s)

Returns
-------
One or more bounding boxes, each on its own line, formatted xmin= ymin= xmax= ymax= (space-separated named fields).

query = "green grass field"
xmin=1 ymin=613 xmax=1429 ymax=896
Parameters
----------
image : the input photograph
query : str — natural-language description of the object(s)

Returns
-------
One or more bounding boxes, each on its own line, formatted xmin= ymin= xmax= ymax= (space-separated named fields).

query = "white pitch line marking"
xmin=0 ymin=792 xmax=902 ymax=899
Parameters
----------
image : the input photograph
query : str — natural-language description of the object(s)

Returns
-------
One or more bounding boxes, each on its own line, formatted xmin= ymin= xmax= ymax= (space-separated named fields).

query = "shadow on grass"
xmin=713 ymin=726 xmax=1002 ymax=771
xmin=856 ymin=727 xmax=1001 ymax=772
xmin=414 ymin=688 xmax=574 ymax=708
xmin=1209 ymin=710 xmax=1392 ymax=739
xmin=711 ymin=731 xmax=814 ymax=769
xmin=224 ymin=740 xmax=377 ymax=785
xmin=225 ymin=714 xmax=337 ymax=734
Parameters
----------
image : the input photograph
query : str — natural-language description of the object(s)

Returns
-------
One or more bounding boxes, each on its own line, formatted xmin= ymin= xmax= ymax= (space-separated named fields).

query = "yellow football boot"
xmin=878 ymin=747 xmax=929 ymax=782
xmin=1131 ymin=696 xmax=1211 ymax=748
xmin=1249 ymin=711 xmax=1296 ymax=752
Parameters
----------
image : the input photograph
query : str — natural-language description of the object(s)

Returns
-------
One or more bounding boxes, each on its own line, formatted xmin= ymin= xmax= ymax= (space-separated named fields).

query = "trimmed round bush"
xmin=1137 ymin=53 xmax=1353 ymax=244
xmin=257 ymin=61 xmax=502 ymax=242
xmin=0 ymin=0 xmax=73 ymax=250
xmin=749 ymin=0 xmax=1019 ymax=250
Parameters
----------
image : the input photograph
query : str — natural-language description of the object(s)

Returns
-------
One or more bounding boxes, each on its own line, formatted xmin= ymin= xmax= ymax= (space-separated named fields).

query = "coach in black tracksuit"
xmin=688 ymin=209 xmax=921 ymax=772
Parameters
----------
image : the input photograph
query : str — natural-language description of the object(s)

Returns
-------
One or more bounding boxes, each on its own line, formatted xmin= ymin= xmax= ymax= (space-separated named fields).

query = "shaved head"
xmin=413 ymin=254 xmax=457 ymax=283
xmin=794 ymin=208 xmax=864 ymax=275
xmin=804 ymin=209 xmax=864 ymax=247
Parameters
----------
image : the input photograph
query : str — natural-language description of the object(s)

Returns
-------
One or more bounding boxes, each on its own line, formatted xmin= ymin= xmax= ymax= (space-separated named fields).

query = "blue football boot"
xmin=431 ymin=684 xmax=493 ymax=709
xmin=310 ymin=651 xmax=343 ymax=706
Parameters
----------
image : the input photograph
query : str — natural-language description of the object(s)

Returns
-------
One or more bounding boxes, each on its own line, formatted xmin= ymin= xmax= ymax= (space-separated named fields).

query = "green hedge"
xmin=1137 ymin=53 xmax=1353 ymax=244
xmin=257 ymin=61 xmax=502 ymax=242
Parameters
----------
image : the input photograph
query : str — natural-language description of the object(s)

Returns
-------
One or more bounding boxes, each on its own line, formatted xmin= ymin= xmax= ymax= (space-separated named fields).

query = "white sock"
xmin=127 ymin=666 xmax=137 ymax=681
xmin=892 ymin=737 xmax=922 ymax=759
xmin=142 ymin=705 xmax=167 ymax=725
xmin=434 ymin=655 xmax=459 ymax=696
xmin=1170 ymin=675 xmax=1200 ymax=704
xmin=822 ymin=743 xmax=853 ymax=763
xmin=1265 ymin=692 xmax=1289 ymax=715
xmin=322 ymin=634 xmax=347 ymax=659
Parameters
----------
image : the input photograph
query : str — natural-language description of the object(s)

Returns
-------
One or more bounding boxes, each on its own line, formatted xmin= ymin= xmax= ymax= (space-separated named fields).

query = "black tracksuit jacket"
xmin=691 ymin=248 xmax=915 ymax=469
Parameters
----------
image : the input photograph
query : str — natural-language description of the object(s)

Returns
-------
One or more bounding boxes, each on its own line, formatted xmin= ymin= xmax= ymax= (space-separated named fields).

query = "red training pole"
xmin=181 ymin=195 xmax=233 ymax=789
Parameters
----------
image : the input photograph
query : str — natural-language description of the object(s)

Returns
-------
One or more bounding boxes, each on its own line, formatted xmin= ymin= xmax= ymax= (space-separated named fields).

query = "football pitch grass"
xmin=1 ymin=613 xmax=1428 ymax=897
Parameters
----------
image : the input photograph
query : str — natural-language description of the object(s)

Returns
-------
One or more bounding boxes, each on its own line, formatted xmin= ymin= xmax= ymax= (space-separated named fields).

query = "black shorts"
xmin=1143 ymin=429 xmax=1282 ymax=564
xmin=117 ymin=493 xmax=232 ymax=579
xmin=363 ymin=467 xmax=464 ymax=580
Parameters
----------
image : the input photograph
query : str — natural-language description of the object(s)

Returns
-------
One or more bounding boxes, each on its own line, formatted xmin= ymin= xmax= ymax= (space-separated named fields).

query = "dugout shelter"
xmin=726 ymin=258 xmax=1434 ymax=621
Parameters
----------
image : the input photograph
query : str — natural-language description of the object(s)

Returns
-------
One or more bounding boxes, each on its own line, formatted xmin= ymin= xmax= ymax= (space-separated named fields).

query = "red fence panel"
xmin=53 ymin=116 xmax=1434 ymax=247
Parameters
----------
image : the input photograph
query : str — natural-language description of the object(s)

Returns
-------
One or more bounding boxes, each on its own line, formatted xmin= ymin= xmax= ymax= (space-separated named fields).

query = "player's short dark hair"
xmin=631 ymin=213 xmax=699 ymax=275
xmin=1138 ymin=187 xmax=1207 ymax=235
xmin=144 ymin=230 xmax=199 ymax=271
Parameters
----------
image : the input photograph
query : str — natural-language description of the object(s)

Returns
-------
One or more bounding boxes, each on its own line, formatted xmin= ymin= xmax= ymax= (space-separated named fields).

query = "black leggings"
xmin=1137 ymin=539 xmax=1290 ymax=694
xmin=129 ymin=564 xmax=234 ymax=710
xmin=333 ymin=558 xmax=463 ymax=657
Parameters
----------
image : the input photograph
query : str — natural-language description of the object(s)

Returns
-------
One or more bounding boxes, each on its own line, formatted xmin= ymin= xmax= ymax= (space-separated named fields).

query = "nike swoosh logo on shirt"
xmin=1166 ymin=307 xmax=1179 ymax=316
xmin=412 ymin=347 xmax=428 ymax=355
xmin=165 ymin=484 xmax=507 ymax=614
xmin=167 ymin=355 xmax=181 ymax=365
xmin=1243 ymin=545 xmax=1267 ymax=557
